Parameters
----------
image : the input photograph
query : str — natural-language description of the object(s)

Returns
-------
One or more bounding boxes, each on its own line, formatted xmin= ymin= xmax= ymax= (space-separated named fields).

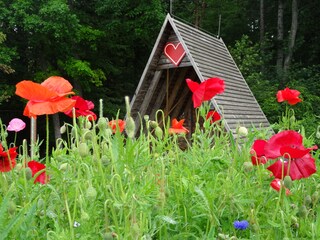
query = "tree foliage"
xmin=0 ymin=0 xmax=319 ymax=135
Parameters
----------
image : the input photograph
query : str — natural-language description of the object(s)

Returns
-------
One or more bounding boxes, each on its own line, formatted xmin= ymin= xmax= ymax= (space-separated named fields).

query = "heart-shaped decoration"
xmin=164 ymin=42 xmax=186 ymax=67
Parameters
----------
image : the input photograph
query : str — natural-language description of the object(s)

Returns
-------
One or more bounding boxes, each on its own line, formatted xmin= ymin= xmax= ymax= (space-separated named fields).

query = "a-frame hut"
xmin=130 ymin=14 xmax=271 ymax=138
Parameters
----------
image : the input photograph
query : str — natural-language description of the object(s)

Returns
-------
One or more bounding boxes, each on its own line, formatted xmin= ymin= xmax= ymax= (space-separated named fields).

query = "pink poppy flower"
xmin=7 ymin=118 xmax=26 ymax=132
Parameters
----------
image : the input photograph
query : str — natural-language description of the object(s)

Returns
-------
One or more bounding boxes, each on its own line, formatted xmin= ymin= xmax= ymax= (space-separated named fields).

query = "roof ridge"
xmin=170 ymin=14 xmax=220 ymax=39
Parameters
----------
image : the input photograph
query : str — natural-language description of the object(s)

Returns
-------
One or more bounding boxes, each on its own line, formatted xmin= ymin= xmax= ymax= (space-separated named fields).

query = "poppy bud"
xmin=304 ymin=195 xmax=312 ymax=206
xmin=101 ymin=155 xmax=110 ymax=166
xmin=103 ymin=232 xmax=115 ymax=240
xmin=24 ymin=167 xmax=33 ymax=180
xmin=60 ymin=124 xmax=66 ymax=134
xmin=125 ymin=116 xmax=136 ymax=139
xmin=237 ymin=126 xmax=248 ymax=137
xmin=298 ymin=205 xmax=308 ymax=218
xmin=97 ymin=117 xmax=107 ymax=130
xmin=84 ymin=120 xmax=92 ymax=129
xmin=316 ymin=127 xmax=320 ymax=139
xmin=154 ymin=126 xmax=163 ymax=139
xmin=86 ymin=185 xmax=97 ymax=200
xmin=71 ymin=127 xmax=77 ymax=138
xmin=291 ymin=216 xmax=298 ymax=224
xmin=83 ymin=129 xmax=92 ymax=140
xmin=101 ymin=129 xmax=112 ymax=138
xmin=150 ymin=120 xmax=158 ymax=129
xmin=217 ymin=233 xmax=229 ymax=239
xmin=144 ymin=115 xmax=149 ymax=122
xmin=59 ymin=163 xmax=70 ymax=171
xmin=290 ymin=114 xmax=296 ymax=124
xmin=283 ymin=175 xmax=293 ymax=189
xmin=81 ymin=211 xmax=90 ymax=221
xmin=8 ymin=201 xmax=16 ymax=215
xmin=15 ymin=163 xmax=23 ymax=171
xmin=243 ymin=162 xmax=253 ymax=172
xmin=37 ymin=198 xmax=45 ymax=210
xmin=312 ymin=191 xmax=319 ymax=204
xmin=78 ymin=142 xmax=90 ymax=157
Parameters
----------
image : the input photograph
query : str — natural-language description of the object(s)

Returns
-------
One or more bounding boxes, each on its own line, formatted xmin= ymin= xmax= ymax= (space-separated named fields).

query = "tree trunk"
xmin=276 ymin=0 xmax=284 ymax=78
xmin=284 ymin=0 xmax=298 ymax=74
xmin=260 ymin=0 xmax=265 ymax=72
xmin=260 ymin=0 xmax=264 ymax=44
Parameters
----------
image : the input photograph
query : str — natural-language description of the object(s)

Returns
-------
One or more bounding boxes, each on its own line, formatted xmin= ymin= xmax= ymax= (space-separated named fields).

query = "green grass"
xmin=0 ymin=110 xmax=319 ymax=240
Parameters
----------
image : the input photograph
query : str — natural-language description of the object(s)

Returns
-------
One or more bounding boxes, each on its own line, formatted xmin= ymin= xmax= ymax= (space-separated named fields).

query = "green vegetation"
xmin=0 ymin=102 xmax=319 ymax=239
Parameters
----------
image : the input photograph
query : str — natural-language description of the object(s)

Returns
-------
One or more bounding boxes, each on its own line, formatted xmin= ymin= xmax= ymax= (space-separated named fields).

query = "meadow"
xmin=0 ymin=77 xmax=319 ymax=240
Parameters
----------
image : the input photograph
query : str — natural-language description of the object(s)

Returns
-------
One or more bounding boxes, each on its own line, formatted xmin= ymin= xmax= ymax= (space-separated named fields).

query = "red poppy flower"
xmin=206 ymin=110 xmax=221 ymax=123
xmin=108 ymin=119 xmax=126 ymax=133
xmin=168 ymin=118 xmax=189 ymax=134
xmin=0 ymin=144 xmax=17 ymax=172
xmin=186 ymin=77 xmax=225 ymax=108
xmin=264 ymin=130 xmax=317 ymax=180
xmin=27 ymin=160 xmax=49 ymax=184
xmin=250 ymin=139 xmax=268 ymax=165
xmin=15 ymin=76 xmax=76 ymax=118
xmin=276 ymin=87 xmax=302 ymax=105
xmin=64 ymin=96 xmax=97 ymax=121
xmin=270 ymin=178 xmax=291 ymax=195
xmin=267 ymin=154 xmax=316 ymax=180
xmin=264 ymin=130 xmax=312 ymax=159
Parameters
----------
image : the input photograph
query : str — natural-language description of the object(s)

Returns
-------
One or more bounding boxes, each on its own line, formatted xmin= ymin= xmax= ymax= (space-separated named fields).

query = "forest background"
xmin=0 ymin=0 xmax=319 ymax=143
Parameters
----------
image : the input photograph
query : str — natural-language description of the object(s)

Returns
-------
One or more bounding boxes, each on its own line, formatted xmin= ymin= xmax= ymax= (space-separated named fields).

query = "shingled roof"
xmin=130 ymin=14 xmax=271 ymax=138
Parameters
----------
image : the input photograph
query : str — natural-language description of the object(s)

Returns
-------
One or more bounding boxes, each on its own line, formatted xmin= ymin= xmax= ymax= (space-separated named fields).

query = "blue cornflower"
xmin=233 ymin=220 xmax=249 ymax=230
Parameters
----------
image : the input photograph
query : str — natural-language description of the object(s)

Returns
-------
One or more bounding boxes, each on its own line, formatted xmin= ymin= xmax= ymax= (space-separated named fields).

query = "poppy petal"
xmin=16 ymin=80 xmax=57 ymax=101
xmin=24 ymin=98 xmax=76 ymax=116
xmin=267 ymin=160 xmax=288 ymax=179
xmin=280 ymin=146 xmax=310 ymax=159
xmin=251 ymin=139 xmax=268 ymax=157
xmin=186 ymin=78 xmax=200 ymax=93
xmin=264 ymin=130 xmax=303 ymax=159
xmin=270 ymin=179 xmax=291 ymax=195
xmin=41 ymin=76 xmax=74 ymax=96
xmin=28 ymin=160 xmax=49 ymax=184
xmin=202 ymin=77 xmax=225 ymax=101
xmin=288 ymin=155 xmax=316 ymax=180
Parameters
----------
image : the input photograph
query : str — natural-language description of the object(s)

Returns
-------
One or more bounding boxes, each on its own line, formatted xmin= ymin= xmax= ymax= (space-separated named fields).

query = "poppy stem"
xmin=46 ymin=114 xmax=49 ymax=164
xmin=13 ymin=132 xmax=17 ymax=146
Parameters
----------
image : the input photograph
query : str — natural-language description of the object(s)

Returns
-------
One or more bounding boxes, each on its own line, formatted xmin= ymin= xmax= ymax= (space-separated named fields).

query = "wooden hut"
xmin=130 ymin=14 xmax=271 ymax=138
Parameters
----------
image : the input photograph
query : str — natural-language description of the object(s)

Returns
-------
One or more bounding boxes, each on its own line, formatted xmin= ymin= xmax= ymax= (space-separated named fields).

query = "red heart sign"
xmin=164 ymin=42 xmax=186 ymax=67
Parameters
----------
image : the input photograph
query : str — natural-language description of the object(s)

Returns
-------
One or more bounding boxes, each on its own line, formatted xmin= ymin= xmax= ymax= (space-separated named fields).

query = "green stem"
xmin=13 ymin=132 xmax=17 ymax=146
xmin=46 ymin=114 xmax=49 ymax=165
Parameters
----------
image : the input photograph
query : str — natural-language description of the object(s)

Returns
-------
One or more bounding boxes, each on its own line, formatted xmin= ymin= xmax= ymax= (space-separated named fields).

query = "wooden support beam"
xmin=134 ymin=70 xmax=163 ymax=135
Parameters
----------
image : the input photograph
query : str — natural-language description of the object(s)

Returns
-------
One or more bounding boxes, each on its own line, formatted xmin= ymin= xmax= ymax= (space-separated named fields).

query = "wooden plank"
xmin=171 ymin=86 xmax=191 ymax=119
xmin=167 ymin=68 xmax=189 ymax=111
xmin=133 ymin=70 xmax=163 ymax=135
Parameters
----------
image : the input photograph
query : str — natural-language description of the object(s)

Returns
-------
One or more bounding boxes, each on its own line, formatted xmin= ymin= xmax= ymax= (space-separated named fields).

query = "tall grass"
xmin=0 ymin=108 xmax=319 ymax=239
